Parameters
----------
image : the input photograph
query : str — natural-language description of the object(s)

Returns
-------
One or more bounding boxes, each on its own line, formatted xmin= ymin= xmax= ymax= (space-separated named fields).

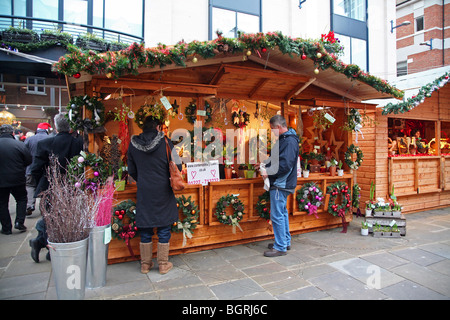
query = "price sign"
xmin=186 ymin=160 xmax=220 ymax=186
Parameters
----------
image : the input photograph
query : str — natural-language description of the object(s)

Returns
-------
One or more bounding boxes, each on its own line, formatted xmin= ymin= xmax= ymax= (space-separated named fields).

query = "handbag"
xmin=165 ymin=137 xmax=185 ymax=191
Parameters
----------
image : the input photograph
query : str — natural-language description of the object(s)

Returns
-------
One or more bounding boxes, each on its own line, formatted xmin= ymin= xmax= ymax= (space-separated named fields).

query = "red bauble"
xmin=115 ymin=210 xmax=120 ymax=215
xmin=120 ymin=210 xmax=125 ymax=214
xmin=301 ymin=54 xmax=307 ymax=60
xmin=73 ymin=73 xmax=81 ymax=79
xmin=261 ymin=47 xmax=267 ymax=53
xmin=118 ymin=215 xmax=123 ymax=220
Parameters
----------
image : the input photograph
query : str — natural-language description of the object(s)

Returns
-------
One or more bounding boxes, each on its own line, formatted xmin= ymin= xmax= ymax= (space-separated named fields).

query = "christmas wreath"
xmin=111 ymin=199 xmax=139 ymax=258
xmin=184 ymin=100 xmax=212 ymax=124
xmin=172 ymin=195 xmax=200 ymax=246
xmin=255 ymin=191 xmax=270 ymax=220
xmin=215 ymin=194 xmax=245 ymax=233
xmin=344 ymin=144 xmax=364 ymax=170
xmin=134 ymin=103 xmax=166 ymax=128
xmin=296 ymin=182 xmax=324 ymax=219
xmin=66 ymin=95 xmax=105 ymax=131
xmin=327 ymin=181 xmax=351 ymax=217
xmin=231 ymin=110 xmax=250 ymax=128
xmin=67 ymin=151 xmax=110 ymax=191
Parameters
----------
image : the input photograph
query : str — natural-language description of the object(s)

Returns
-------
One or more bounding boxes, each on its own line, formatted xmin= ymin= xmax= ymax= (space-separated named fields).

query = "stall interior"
xmin=388 ymin=118 xmax=437 ymax=155
xmin=441 ymin=121 xmax=450 ymax=155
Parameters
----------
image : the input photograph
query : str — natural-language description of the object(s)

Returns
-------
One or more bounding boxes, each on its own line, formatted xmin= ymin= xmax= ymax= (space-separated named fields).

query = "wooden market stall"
xmin=55 ymin=32 xmax=403 ymax=263
xmin=359 ymin=72 xmax=450 ymax=213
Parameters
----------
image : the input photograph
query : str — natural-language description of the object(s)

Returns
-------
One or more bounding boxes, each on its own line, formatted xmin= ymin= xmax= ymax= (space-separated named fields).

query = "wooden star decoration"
xmin=304 ymin=125 xmax=327 ymax=149
xmin=171 ymin=99 xmax=179 ymax=114
xmin=325 ymin=130 xmax=344 ymax=159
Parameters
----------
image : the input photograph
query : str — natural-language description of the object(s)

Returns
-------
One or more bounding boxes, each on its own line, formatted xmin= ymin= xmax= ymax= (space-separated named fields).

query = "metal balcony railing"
xmin=0 ymin=15 xmax=143 ymax=45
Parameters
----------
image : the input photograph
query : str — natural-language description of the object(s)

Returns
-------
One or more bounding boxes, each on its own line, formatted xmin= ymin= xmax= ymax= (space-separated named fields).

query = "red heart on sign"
xmin=211 ymin=169 xmax=216 ymax=177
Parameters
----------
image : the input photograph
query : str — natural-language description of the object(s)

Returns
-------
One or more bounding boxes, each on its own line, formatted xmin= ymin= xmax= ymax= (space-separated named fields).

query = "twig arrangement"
xmin=40 ymin=156 xmax=104 ymax=243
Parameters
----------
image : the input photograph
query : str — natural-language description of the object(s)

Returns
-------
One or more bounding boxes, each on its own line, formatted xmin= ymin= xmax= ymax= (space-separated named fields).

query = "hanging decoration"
xmin=67 ymin=151 xmax=110 ymax=192
xmin=382 ymin=72 xmax=449 ymax=115
xmin=215 ymin=194 xmax=245 ymax=234
xmin=231 ymin=109 xmax=251 ymax=128
xmin=111 ymin=101 xmax=133 ymax=155
xmin=326 ymin=181 xmax=351 ymax=233
xmin=111 ymin=199 xmax=139 ymax=258
xmin=184 ymin=100 xmax=212 ymax=124
xmin=344 ymin=144 xmax=364 ymax=170
xmin=52 ymin=32 xmax=403 ymax=99
xmin=66 ymin=95 xmax=105 ymax=132
xmin=172 ymin=195 xmax=200 ymax=247
xmin=134 ymin=102 xmax=166 ymax=128
xmin=342 ymin=108 xmax=364 ymax=143
xmin=296 ymin=182 xmax=324 ymax=219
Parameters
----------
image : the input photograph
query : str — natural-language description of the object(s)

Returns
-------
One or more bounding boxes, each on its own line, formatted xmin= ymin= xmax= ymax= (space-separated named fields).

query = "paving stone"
xmin=195 ymin=263 xmax=246 ymax=285
xmin=0 ymin=272 xmax=50 ymax=299
xmin=380 ymin=280 xmax=449 ymax=300
xmin=308 ymin=271 xmax=388 ymax=300
xmin=419 ymin=242 xmax=450 ymax=259
xmin=209 ymin=278 xmax=264 ymax=300
xmin=427 ymin=259 xmax=450 ymax=277
xmin=241 ymin=261 xmax=287 ymax=277
xmin=361 ymin=252 xmax=409 ymax=270
xmin=276 ymin=285 xmax=329 ymax=300
xmin=391 ymin=262 xmax=450 ymax=296
xmin=329 ymin=257 xmax=404 ymax=289
xmin=160 ymin=284 xmax=216 ymax=300
xmin=390 ymin=248 xmax=445 ymax=266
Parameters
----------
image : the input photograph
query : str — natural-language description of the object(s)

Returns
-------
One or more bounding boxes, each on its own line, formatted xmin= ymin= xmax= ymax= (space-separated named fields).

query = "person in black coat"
xmin=0 ymin=124 xmax=32 ymax=234
xmin=127 ymin=116 xmax=181 ymax=275
xmin=28 ymin=113 xmax=83 ymax=262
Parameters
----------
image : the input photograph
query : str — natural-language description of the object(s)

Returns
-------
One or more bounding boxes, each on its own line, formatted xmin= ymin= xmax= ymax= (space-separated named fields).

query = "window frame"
xmin=26 ymin=76 xmax=46 ymax=95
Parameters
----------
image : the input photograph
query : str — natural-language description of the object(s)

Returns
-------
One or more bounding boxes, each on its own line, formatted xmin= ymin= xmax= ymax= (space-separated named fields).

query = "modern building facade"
xmin=1 ymin=0 xmax=397 ymax=130
xmin=395 ymin=0 xmax=450 ymax=76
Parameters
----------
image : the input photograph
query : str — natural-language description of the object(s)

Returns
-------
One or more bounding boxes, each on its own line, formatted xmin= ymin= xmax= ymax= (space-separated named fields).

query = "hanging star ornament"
xmin=325 ymin=131 xmax=344 ymax=159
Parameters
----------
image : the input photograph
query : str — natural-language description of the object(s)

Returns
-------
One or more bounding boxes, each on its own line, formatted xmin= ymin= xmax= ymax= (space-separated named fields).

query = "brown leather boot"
xmin=140 ymin=242 xmax=154 ymax=274
xmin=157 ymin=242 xmax=173 ymax=274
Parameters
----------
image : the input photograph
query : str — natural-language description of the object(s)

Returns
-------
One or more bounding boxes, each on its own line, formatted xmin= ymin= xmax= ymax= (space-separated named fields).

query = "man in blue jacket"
xmin=258 ymin=115 xmax=299 ymax=257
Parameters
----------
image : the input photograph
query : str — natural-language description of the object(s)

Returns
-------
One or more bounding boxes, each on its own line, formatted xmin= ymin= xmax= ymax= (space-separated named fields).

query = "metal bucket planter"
xmin=86 ymin=224 xmax=111 ymax=289
xmin=48 ymin=237 xmax=89 ymax=300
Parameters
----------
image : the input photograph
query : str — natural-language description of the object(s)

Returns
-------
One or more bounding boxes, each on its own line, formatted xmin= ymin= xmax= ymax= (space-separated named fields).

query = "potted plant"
xmin=224 ymin=161 xmax=233 ymax=179
xmin=337 ymin=160 xmax=344 ymax=176
xmin=114 ymin=167 xmax=125 ymax=191
xmin=308 ymin=150 xmax=324 ymax=166
xmin=108 ymin=41 xmax=129 ymax=51
xmin=40 ymin=28 xmax=73 ymax=44
xmin=2 ymin=26 xmax=39 ymax=43
xmin=361 ymin=221 xmax=369 ymax=236
xmin=391 ymin=202 xmax=402 ymax=218
xmin=76 ymin=32 xmax=108 ymax=52
xmin=365 ymin=181 xmax=376 ymax=217
xmin=302 ymin=159 xmax=309 ymax=178
xmin=40 ymin=157 xmax=104 ymax=300
xmin=329 ymin=158 xmax=338 ymax=176
xmin=246 ymin=163 xmax=255 ymax=178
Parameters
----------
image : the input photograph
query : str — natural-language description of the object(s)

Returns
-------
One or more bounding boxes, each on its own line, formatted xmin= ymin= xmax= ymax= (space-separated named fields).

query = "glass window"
xmin=212 ymin=7 xmax=260 ymax=39
xmin=33 ymin=0 xmax=58 ymax=20
xmin=93 ymin=0 xmax=104 ymax=29
xmin=104 ymin=0 xmax=143 ymax=38
xmin=14 ymin=0 xmax=27 ymax=16
xmin=351 ymin=37 xmax=366 ymax=71
xmin=64 ymin=0 xmax=88 ymax=25
xmin=335 ymin=33 xmax=366 ymax=71
xmin=237 ymin=12 xmax=259 ymax=34
xmin=397 ymin=61 xmax=407 ymax=77
xmin=0 ymin=1 xmax=12 ymax=15
xmin=416 ymin=16 xmax=424 ymax=32
xmin=27 ymin=77 xmax=46 ymax=94
xmin=333 ymin=0 xmax=365 ymax=21
xmin=212 ymin=7 xmax=236 ymax=38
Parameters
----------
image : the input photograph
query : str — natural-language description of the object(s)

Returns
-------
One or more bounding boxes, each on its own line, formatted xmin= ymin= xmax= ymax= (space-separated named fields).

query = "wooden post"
xmin=281 ymin=102 xmax=285 ymax=118
xmin=297 ymin=105 xmax=304 ymax=138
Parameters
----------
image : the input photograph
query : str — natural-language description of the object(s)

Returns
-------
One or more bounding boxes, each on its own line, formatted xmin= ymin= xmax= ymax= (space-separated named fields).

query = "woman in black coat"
xmin=127 ymin=116 xmax=181 ymax=275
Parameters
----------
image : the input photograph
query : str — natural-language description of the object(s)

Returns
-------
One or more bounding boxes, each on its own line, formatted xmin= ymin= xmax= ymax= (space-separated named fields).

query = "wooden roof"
xmin=71 ymin=45 xmax=399 ymax=108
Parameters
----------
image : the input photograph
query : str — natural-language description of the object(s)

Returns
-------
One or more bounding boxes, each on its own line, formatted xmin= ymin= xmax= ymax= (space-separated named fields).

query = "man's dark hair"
xmin=143 ymin=116 xmax=161 ymax=132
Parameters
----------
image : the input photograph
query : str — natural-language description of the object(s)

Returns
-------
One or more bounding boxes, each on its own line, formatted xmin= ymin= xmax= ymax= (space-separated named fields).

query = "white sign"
xmin=297 ymin=157 xmax=301 ymax=177
xmin=160 ymin=96 xmax=172 ymax=110
xmin=186 ymin=160 xmax=220 ymax=186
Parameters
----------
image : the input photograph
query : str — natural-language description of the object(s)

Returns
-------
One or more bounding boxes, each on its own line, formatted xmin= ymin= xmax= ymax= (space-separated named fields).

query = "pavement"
xmin=1 ymin=196 xmax=450 ymax=301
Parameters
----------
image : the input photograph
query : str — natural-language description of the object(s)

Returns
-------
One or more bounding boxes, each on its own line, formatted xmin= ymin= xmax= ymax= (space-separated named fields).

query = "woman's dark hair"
xmin=143 ymin=116 xmax=161 ymax=131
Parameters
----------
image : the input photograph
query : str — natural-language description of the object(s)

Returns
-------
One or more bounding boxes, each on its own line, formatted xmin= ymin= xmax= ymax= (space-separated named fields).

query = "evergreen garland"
xmin=382 ymin=72 xmax=449 ymax=115
xmin=51 ymin=31 xmax=403 ymax=99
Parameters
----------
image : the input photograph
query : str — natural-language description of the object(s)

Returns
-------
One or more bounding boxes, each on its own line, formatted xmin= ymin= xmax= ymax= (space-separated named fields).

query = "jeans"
xmin=0 ymin=185 xmax=27 ymax=231
xmin=269 ymin=188 xmax=291 ymax=252
xmin=139 ymin=225 xmax=172 ymax=244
